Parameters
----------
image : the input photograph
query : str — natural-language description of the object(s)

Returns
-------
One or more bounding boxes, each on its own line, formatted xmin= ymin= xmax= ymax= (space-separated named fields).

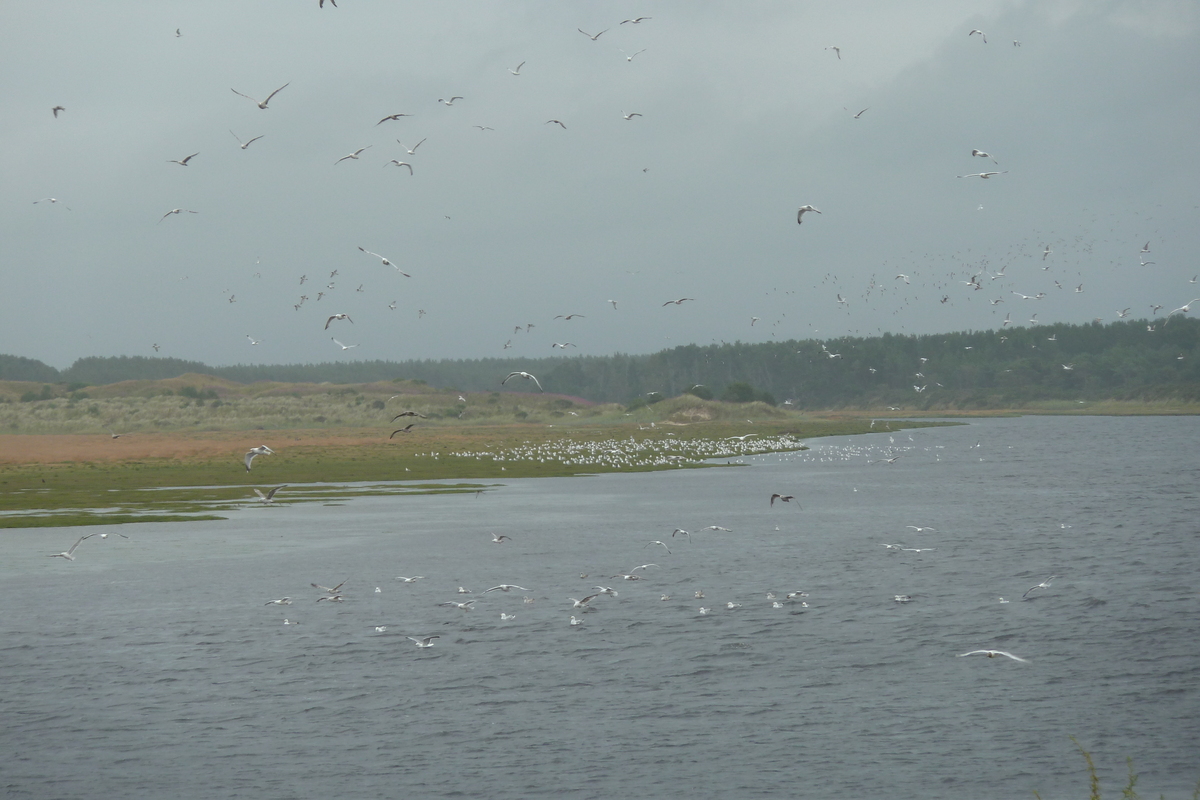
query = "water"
xmin=3 ymin=416 xmax=1198 ymax=799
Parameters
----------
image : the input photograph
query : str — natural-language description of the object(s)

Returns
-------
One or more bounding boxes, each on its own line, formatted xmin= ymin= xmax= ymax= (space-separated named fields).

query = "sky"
xmin=2 ymin=1 xmax=1198 ymax=371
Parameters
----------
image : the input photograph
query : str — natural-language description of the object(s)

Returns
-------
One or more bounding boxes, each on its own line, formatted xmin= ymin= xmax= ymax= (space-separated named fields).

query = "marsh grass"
xmin=1032 ymin=738 xmax=1200 ymax=800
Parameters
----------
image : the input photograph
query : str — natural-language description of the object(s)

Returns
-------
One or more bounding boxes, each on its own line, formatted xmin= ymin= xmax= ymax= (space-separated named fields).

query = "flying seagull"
xmin=335 ymin=146 xmax=371 ymax=164
xmin=389 ymin=423 xmax=416 ymax=437
xmin=325 ymin=313 xmax=352 ymax=329
xmin=797 ymin=205 xmax=822 ymax=224
xmin=1022 ymin=575 xmax=1057 ymax=599
xmin=332 ymin=338 xmax=358 ymax=351
xmin=490 ymin=533 xmax=512 ymax=543
xmin=622 ymin=112 xmax=643 ymax=120
xmin=397 ymin=138 xmax=426 ymax=154
xmin=158 ymin=208 xmax=198 ymax=222
xmin=958 ymin=650 xmax=1029 ymax=662
xmin=483 ymin=585 xmax=530 ymax=594
xmin=770 ymin=493 xmax=799 ymax=507
xmin=48 ymin=534 xmax=96 ymax=561
xmin=971 ymin=149 xmax=998 ymax=164
xmin=33 ymin=198 xmax=71 ymax=210
xmin=391 ymin=411 xmax=428 ymax=421
xmin=358 ymin=247 xmax=409 ymax=275
xmin=957 ymin=171 xmax=1008 ymax=179
xmin=437 ymin=96 xmax=463 ymax=106
xmin=231 ymin=83 xmax=289 ymax=109
xmin=407 ymin=636 xmax=440 ymax=648
xmin=252 ymin=485 xmax=287 ymax=504
xmin=230 ymin=130 xmax=264 ymax=149
xmin=846 ymin=107 xmax=868 ymax=119
xmin=825 ymin=45 xmax=841 ymax=59
xmin=621 ymin=17 xmax=651 ymax=24
xmin=662 ymin=298 xmax=695 ymax=306
xmin=167 ymin=152 xmax=199 ymax=166
xmin=52 ymin=105 xmax=65 ymax=118
xmin=577 ymin=28 xmax=608 ymax=40
xmin=546 ymin=119 xmax=567 ymax=129
xmin=385 ymin=160 xmax=414 ymax=175
xmin=244 ymin=444 xmax=275 ymax=471
xmin=311 ymin=580 xmax=347 ymax=594
xmin=968 ymin=29 xmax=987 ymax=43
xmin=376 ymin=113 xmax=412 ymax=125
xmin=502 ymin=371 xmax=544 ymax=392
xmin=509 ymin=61 xmax=525 ymax=75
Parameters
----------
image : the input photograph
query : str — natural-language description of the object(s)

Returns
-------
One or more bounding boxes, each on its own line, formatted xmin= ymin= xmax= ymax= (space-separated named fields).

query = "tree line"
xmin=3 ymin=318 xmax=1197 ymax=408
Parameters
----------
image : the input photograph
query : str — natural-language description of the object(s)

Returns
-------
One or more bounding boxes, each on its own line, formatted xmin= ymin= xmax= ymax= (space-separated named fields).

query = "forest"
xmin=3 ymin=318 xmax=1197 ymax=409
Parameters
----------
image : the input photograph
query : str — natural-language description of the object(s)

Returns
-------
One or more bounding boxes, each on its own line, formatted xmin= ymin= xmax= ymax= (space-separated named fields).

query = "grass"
xmin=1031 ymin=738 xmax=1200 ymax=800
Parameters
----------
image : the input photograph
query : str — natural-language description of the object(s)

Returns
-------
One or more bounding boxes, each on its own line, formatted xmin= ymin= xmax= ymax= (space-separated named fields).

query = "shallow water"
xmin=3 ymin=416 xmax=1198 ymax=799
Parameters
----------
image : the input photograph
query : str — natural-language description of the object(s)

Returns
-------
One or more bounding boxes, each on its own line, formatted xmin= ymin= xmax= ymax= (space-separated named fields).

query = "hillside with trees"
xmin=4 ymin=319 xmax=1197 ymax=409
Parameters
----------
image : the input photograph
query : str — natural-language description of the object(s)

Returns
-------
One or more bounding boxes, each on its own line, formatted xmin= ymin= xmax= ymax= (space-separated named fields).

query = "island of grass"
xmin=0 ymin=377 xmax=956 ymax=528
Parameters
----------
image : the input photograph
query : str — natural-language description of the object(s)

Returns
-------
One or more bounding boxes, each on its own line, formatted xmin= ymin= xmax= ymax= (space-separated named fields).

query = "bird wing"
xmin=266 ymin=485 xmax=285 ymax=499
xmin=263 ymin=83 xmax=289 ymax=104
xmin=253 ymin=488 xmax=266 ymax=499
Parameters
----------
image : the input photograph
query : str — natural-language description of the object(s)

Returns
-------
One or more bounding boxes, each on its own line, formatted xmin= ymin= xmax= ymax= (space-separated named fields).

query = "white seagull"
xmin=971 ymin=149 xmax=998 ymax=164
xmin=244 ymin=445 xmax=275 ymax=471
xmin=1022 ymin=575 xmax=1057 ymax=599
xmin=47 ymin=534 xmax=96 ymax=561
xmin=158 ymin=208 xmax=198 ymax=222
xmin=796 ymin=205 xmax=822 ymax=224
xmin=577 ymin=28 xmax=608 ymax=40
xmin=407 ymin=636 xmax=440 ymax=648
xmin=483 ymin=584 xmax=530 ymax=594
xmin=957 ymin=171 xmax=1007 ymax=179
xmin=332 ymin=338 xmax=358 ymax=351
xmin=231 ymin=83 xmax=289 ymax=109
xmin=397 ymin=138 xmax=426 ymax=154
xmin=252 ymin=485 xmax=287 ymax=504
xmin=968 ymin=29 xmax=987 ymax=43
xmin=502 ymin=371 xmax=544 ymax=392
xmin=958 ymin=650 xmax=1029 ymax=662
xmin=167 ymin=152 xmax=199 ymax=166
xmin=335 ymin=146 xmax=371 ymax=164
xmin=508 ymin=61 xmax=525 ymax=75
xmin=325 ymin=313 xmax=352 ymax=329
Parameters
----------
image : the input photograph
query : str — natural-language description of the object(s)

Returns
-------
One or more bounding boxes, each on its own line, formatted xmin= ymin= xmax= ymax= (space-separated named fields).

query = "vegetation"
xmin=1032 ymin=738 xmax=1200 ymax=800
xmin=4 ymin=318 xmax=1197 ymax=409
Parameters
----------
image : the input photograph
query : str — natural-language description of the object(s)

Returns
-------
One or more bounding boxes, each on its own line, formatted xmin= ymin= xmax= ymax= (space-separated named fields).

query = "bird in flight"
xmin=797 ymin=205 xmax=821 ymax=224
xmin=437 ymin=96 xmax=463 ymax=106
xmin=825 ymin=45 xmax=841 ymax=59
xmin=33 ymin=198 xmax=71 ymax=210
xmin=546 ymin=119 xmax=567 ymax=129
xmin=502 ymin=371 xmax=544 ymax=392
xmin=620 ymin=49 xmax=647 ymax=62
xmin=509 ymin=61 xmax=525 ymax=75
xmin=968 ymin=29 xmax=987 ymax=43
xmin=957 ymin=171 xmax=1007 ymax=179
xmin=325 ymin=313 xmax=352 ymax=329
xmin=335 ymin=146 xmax=371 ymax=164
xmin=231 ymin=83 xmax=289 ymax=109
xmin=957 ymin=649 xmax=1028 ymax=662
xmin=252 ymin=485 xmax=287 ymax=504
xmin=490 ymin=533 xmax=512 ymax=543
xmin=230 ymin=130 xmax=264 ymax=149
xmin=158 ymin=208 xmax=198 ymax=222
xmin=622 ymin=112 xmax=643 ymax=120
xmin=971 ymin=149 xmax=998 ymax=164
xmin=385 ymin=160 xmax=414 ymax=175
xmin=52 ymin=105 xmax=65 ymax=118
xmin=483 ymin=584 xmax=530 ymax=594
xmin=551 ymin=342 xmax=576 ymax=349
xmin=332 ymin=338 xmax=358 ymax=351
xmin=244 ymin=445 xmax=275 ymax=472
xmin=770 ymin=493 xmax=798 ymax=507
xmin=663 ymin=298 xmax=695 ymax=306
xmin=391 ymin=411 xmax=427 ymax=421
xmin=397 ymin=138 xmax=426 ymax=155
xmin=577 ymin=28 xmax=608 ymax=40
xmin=407 ymin=636 xmax=440 ymax=648
xmin=846 ymin=107 xmax=869 ymax=119
xmin=554 ymin=313 xmax=585 ymax=320
xmin=1022 ymin=575 xmax=1057 ymax=599
xmin=48 ymin=534 xmax=96 ymax=561
xmin=167 ymin=152 xmax=199 ymax=166
xmin=376 ymin=113 xmax=411 ymax=125
xmin=389 ymin=423 xmax=416 ymax=437
xmin=358 ymin=247 xmax=409 ymax=275
xmin=621 ymin=17 xmax=651 ymax=24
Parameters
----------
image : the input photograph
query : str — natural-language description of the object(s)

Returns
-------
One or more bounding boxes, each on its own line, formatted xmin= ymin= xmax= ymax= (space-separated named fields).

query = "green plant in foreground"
xmin=1032 ymin=737 xmax=1200 ymax=800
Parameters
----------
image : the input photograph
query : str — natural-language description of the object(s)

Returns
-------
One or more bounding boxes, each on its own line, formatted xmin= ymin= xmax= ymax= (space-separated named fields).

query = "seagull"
xmin=265 ymin=598 xmax=292 ymax=606
xmin=437 ymin=96 xmax=463 ymax=106
xmin=882 ymin=543 xmax=904 ymax=551
xmin=551 ymin=342 xmax=576 ymax=349
xmin=569 ymin=615 xmax=584 ymax=626
xmin=825 ymin=45 xmax=841 ymax=59
xmin=896 ymin=273 xmax=910 ymax=284
xmin=438 ymin=600 xmax=476 ymax=611
xmin=33 ymin=198 xmax=71 ymax=210
xmin=391 ymin=411 xmax=428 ymax=421
xmin=796 ymin=205 xmax=822 ymax=224
xmin=554 ymin=313 xmax=586 ymax=320
xmin=483 ymin=585 xmax=530 ymax=594
xmin=472 ymin=125 xmax=494 ymax=131
xmin=502 ymin=371 xmax=544 ymax=392
xmin=545 ymin=119 xmax=567 ymax=129
xmin=385 ymin=160 xmax=414 ymax=175
xmin=1165 ymin=299 xmax=1200 ymax=320
xmin=317 ymin=594 xmax=344 ymax=603
xmin=230 ymin=130 xmax=264 ymax=149
xmin=1023 ymin=575 xmax=1057 ymax=599
xmin=645 ymin=540 xmax=671 ymax=554
xmin=407 ymin=636 xmax=440 ymax=648
xmin=968 ymin=29 xmax=987 ymax=43
xmin=389 ymin=424 xmax=416 ymax=437
xmin=622 ymin=112 xmax=643 ymax=120
xmin=158 ymin=208 xmax=198 ymax=222
xmin=971 ymin=149 xmax=998 ymax=164
xmin=52 ymin=105 xmax=65 ymax=118
xmin=332 ymin=338 xmax=358 ymax=351
xmin=900 ymin=546 xmax=933 ymax=552
xmin=376 ymin=113 xmax=412 ymax=125
xmin=231 ymin=83 xmax=289 ymax=109
xmin=167 ymin=152 xmax=199 ymax=166
xmin=662 ymin=298 xmax=695 ymax=306
xmin=490 ymin=533 xmax=512 ymax=543
xmin=592 ymin=586 xmax=618 ymax=597
xmin=620 ymin=49 xmax=647 ymax=62
xmin=397 ymin=138 xmax=426 ymax=154
xmin=508 ymin=61 xmax=525 ymax=75
xmin=957 ymin=171 xmax=1007 ymax=179
xmin=702 ymin=526 xmax=732 ymax=532
xmin=358 ymin=247 xmax=409 ymax=275
xmin=319 ymin=0 xmax=336 ymax=7
xmin=244 ymin=445 xmax=275 ymax=471
xmin=252 ymin=485 xmax=287 ymax=504
xmin=1043 ymin=245 xmax=1053 ymax=260
xmin=671 ymin=528 xmax=691 ymax=539
xmin=621 ymin=17 xmax=651 ymax=24
xmin=958 ymin=650 xmax=1029 ymax=663
xmin=1140 ymin=241 xmax=1150 ymax=254
xmin=847 ymin=107 xmax=869 ymax=119
xmin=906 ymin=525 xmax=937 ymax=532
xmin=577 ymin=28 xmax=608 ymax=40
xmin=246 ymin=335 xmax=260 ymax=346
xmin=47 ymin=534 xmax=96 ymax=560
xmin=335 ymin=146 xmax=371 ymax=164
xmin=325 ymin=313 xmax=352 ymax=329
xmin=569 ymin=594 xmax=601 ymax=609
xmin=395 ymin=576 xmax=424 ymax=583
xmin=770 ymin=493 xmax=798 ymax=507
xmin=311 ymin=580 xmax=347 ymax=594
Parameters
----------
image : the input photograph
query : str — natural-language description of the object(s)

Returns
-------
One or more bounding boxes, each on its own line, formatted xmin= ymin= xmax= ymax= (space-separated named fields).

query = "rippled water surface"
xmin=3 ymin=416 xmax=1199 ymax=799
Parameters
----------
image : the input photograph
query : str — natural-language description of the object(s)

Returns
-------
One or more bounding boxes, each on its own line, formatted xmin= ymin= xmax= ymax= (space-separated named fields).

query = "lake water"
xmin=3 ymin=416 xmax=1198 ymax=799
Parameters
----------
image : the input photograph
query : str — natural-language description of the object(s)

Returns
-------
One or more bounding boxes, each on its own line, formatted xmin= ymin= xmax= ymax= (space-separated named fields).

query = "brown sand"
xmin=0 ymin=431 xmax=381 ymax=465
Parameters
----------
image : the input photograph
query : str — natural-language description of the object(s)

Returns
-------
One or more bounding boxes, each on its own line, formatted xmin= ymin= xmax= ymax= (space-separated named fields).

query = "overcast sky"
xmin=3 ymin=1 xmax=1197 ymax=370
